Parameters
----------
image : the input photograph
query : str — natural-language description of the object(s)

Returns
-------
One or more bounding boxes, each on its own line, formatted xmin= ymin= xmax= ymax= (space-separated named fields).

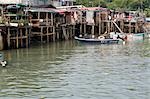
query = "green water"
xmin=0 ymin=40 xmax=150 ymax=99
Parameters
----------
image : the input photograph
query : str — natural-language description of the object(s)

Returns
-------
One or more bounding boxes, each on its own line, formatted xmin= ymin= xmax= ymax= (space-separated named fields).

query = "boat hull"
xmin=74 ymin=37 xmax=119 ymax=44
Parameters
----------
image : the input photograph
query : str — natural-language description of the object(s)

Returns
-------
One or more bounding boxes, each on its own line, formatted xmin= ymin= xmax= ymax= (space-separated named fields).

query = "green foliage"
xmin=144 ymin=8 xmax=150 ymax=17
xmin=76 ymin=0 xmax=150 ymax=16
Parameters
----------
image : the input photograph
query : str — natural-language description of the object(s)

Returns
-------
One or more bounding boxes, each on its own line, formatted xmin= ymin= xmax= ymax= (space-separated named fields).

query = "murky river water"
xmin=0 ymin=40 xmax=150 ymax=99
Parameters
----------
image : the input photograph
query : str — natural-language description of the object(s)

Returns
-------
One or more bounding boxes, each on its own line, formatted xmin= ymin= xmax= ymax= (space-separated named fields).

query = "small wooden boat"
xmin=74 ymin=36 xmax=119 ymax=44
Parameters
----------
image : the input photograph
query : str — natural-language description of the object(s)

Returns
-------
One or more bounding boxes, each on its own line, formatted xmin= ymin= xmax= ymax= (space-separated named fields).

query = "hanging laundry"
xmin=86 ymin=11 xmax=94 ymax=25
xmin=76 ymin=11 xmax=82 ymax=23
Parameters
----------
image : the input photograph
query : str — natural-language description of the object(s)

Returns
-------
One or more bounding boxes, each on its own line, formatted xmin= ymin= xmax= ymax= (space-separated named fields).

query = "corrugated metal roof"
xmin=27 ymin=8 xmax=65 ymax=13
xmin=80 ymin=7 xmax=108 ymax=11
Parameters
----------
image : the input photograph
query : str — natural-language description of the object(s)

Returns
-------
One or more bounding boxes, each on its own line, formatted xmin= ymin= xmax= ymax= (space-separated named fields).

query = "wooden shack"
xmin=28 ymin=8 xmax=57 ymax=42
xmin=0 ymin=4 xmax=31 ymax=49
xmin=74 ymin=7 xmax=146 ymax=39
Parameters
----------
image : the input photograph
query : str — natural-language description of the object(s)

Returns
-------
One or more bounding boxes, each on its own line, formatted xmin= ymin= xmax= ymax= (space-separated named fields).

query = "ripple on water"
xmin=0 ymin=40 xmax=150 ymax=99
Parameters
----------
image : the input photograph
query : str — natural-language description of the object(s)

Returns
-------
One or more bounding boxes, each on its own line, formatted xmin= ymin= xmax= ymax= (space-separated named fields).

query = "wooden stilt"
xmin=84 ymin=23 xmax=86 ymax=34
xmin=26 ymin=27 xmax=28 ymax=47
xmin=7 ymin=27 xmax=10 ymax=49
xmin=99 ymin=14 xmax=101 ymax=35
xmin=20 ymin=28 xmax=23 ymax=47
xmin=41 ymin=27 xmax=43 ymax=42
xmin=101 ymin=22 xmax=104 ymax=33
xmin=80 ymin=24 xmax=82 ymax=35
xmin=47 ymin=26 xmax=49 ymax=42
xmin=16 ymin=28 xmax=19 ymax=48
xmin=129 ymin=22 xmax=131 ymax=34
xmin=108 ymin=20 xmax=110 ymax=33
xmin=73 ymin=25 xmax=75 ymax=36
xmin=53 ymin=26 xmax=55 ymax=41
xmin=121 ymin=20 xmax=124 ymax=33
xmin=135 ymin=22 xmax=138 ymax=33
xmin=92 ymin=25 xmax=94 ymax=36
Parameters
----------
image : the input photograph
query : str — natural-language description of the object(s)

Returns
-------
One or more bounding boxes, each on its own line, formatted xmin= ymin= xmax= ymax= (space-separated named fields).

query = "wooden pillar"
xmin=46 ymin=12 xmax=48 ymax=25
xmin=20 ymin=28 xmax=23 ymax=47
xmin=80 ymin=24 xmax=82 ymax=35
xmin=111 ymin=21 xmax=113 ymax=32
xmin=38 ymin=12 xmax=40 ymax=19
xmin=41 ymin=27 xmax=43 ymax=42
xmin=70 ymin=26 xmax=72 ymax=39
xmin=56 ymin=29 xmax=59 ymax=40
xmin=129 ymin=21 xmax=131 ymax=33
xmin=108 ymin=20 xmax=110 ymax=33
xmin=16 ymin=28 xmax=19 ymax=48
xmin=7 ymin=27 xmax=10 ymax=49
xmin=99 ymin=13 xmax=101 ymax=35
xmin=135 ymin=22 xmax=138 ymax=33
xmin=84 ymin=23 xmax=86 ymax=34
xmin=53 ymin=26 xmax=55 ymax=41
xmin=51 ymin=13 xmax=53 ymax=26
xmin=121 ymin=20 xmax=124 ymax=33
xmin=101 ymin=21 xmax=104 ymax=33
xmin=26 ymin=27 xmax=28 ymax=47
xmin=28 ymin=27 xmax=31 ymax=47
xmin=47 ymin=26 xmax=49 ymax=42
xmin=73 ymin=25 xmax=75 ymax=36
xmin=66 ymin=27 xmax=68 ymax=39
xmin=51 ymin=13 xmax=55 ymax=41
xmin=91 ymin=25 xmax=95 ymax=36
xmin=0 ymin=32 xmax=3 ymax=50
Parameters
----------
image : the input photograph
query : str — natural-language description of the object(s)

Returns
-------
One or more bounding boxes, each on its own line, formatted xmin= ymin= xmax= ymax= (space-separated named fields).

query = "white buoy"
xmin=0 ymin=61 xmax=7 ymax=67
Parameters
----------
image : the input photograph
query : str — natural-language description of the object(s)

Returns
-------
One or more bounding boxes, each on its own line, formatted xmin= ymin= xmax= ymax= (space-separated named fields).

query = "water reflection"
xmin=0 ymin=40 xmax=149 ymax=99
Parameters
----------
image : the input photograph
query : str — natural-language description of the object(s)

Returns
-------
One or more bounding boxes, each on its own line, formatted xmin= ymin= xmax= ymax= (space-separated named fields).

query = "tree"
xmin=75 ymin=0 xmax=150 ymax=16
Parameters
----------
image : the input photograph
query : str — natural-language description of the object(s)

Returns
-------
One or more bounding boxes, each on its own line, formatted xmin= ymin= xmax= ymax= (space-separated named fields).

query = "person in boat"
xmin=112 ymin=32 xmax=118 ymax=40
xmin=117 ymin=35 xmax=124 ymax=41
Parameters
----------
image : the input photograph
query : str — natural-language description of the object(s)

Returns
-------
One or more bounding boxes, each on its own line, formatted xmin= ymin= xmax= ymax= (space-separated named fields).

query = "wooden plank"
xmin=10 ymin=36 xmax=28 ymax=39
xmin=112 ymin=21 xmax=124 ymax=33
